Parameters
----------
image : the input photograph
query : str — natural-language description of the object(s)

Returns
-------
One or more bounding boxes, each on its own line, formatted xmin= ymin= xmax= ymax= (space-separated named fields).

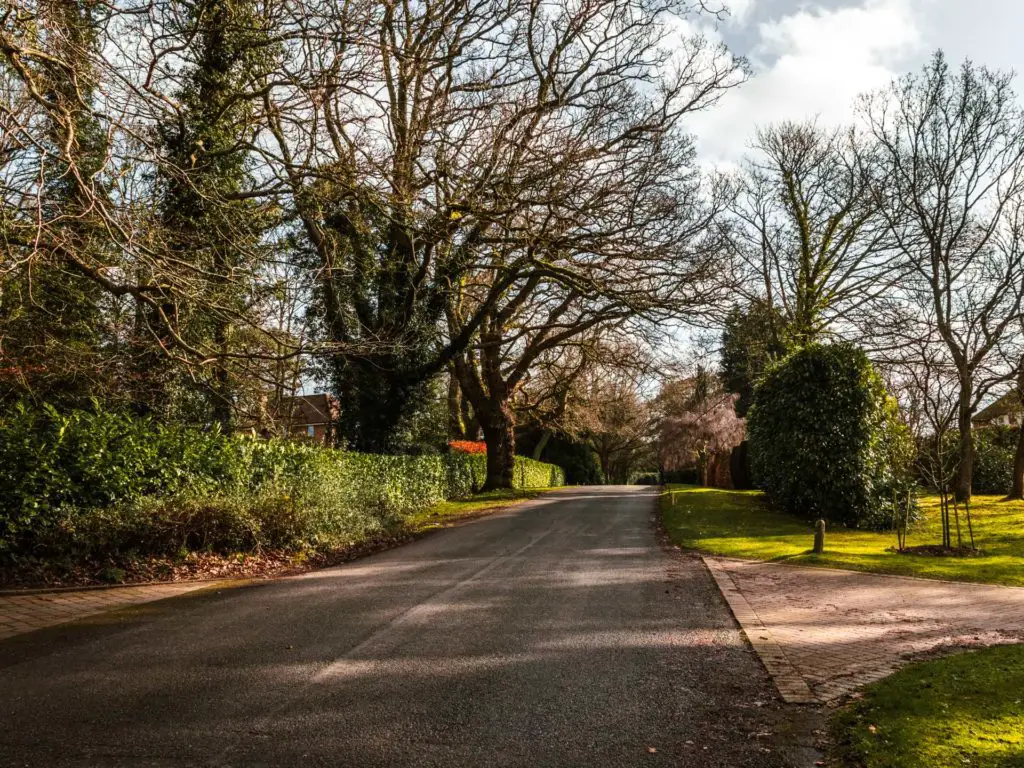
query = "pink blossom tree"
xmin=659 ymin=375 xmax=745 ymax=486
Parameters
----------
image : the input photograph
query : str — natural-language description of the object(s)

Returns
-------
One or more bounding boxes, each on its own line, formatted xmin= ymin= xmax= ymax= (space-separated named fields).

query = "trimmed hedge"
xmin=747 ymin=343 xmax=913 ymax=529
xmin=0 ymin=403 xmax=564 ymax=560
xmin=662 ymin=468 xmax=701 ymax=485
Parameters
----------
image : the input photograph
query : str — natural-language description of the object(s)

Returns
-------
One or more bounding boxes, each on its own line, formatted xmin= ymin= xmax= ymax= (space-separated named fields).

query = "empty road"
xmin=0 ymin=486 xmax=818 ymax=767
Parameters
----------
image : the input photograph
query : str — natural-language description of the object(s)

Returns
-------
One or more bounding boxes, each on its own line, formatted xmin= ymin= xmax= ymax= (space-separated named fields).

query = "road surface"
xmin=0 ymin=486 xmax=819 ymax=767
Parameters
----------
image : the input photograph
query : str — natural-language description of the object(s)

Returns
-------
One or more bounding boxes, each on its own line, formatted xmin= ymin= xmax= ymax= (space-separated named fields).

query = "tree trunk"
xmin=597 ymin=450 xmax=611 ymax=485
xmin=481 ymin=402 xmax=516 ymax=490
xmin=954 ymin=384 xmax=975 ymax=503
xmin=1010 ymin=418 xmax=1024 ymax=500
xmin=1010 ymin=368 xmax=1024 ymax=500
xmin=532 ymin=429 xmax=551 ymax=461
xmin=210 ymin=318 xmax=232 ymax=430
xmin=461 ymin=394 xmax=480 ymax=440
xmin=447 ymin=371 xmax=465 ymax=440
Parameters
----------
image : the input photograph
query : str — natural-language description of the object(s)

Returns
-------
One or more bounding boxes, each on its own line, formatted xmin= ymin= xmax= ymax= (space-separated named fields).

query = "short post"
xmin=671 ymin=490 xmax=676 ymax=506
xmin=813 ymin=519 xmax=826 ymax=555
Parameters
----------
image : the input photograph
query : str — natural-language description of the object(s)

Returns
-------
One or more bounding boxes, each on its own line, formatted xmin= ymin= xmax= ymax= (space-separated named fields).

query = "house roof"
xmin=973 ymin=390 xmax=1023 ymax=424
xmin=278 ymin=393 xmax=337 ymax=426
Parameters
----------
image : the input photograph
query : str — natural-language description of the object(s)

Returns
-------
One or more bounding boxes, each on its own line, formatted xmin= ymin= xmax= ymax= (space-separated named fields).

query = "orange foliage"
xmin=448 ymin=440 xmax=487 ymax=454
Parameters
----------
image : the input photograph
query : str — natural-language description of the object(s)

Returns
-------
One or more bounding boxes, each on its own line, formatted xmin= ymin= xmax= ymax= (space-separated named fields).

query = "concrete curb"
xmin=702 ymin=555 xmax=818 ymax=704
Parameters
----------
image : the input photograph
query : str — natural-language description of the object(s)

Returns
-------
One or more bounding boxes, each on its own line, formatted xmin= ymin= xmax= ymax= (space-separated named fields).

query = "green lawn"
xmin=830 ymin=644 xmax=1024 ymax=768
xmin=406 ymin=488 xmax=550 ymax=531
xmin=661 ymin=485 xmax=1024 ymax=587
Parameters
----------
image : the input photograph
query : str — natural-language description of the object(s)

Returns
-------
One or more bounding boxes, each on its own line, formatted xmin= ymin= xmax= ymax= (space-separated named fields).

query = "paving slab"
xmin=0 ymin=581 xmax=222 ymax=640
xmin=704 ymin=556 xmax=1024 ymax=703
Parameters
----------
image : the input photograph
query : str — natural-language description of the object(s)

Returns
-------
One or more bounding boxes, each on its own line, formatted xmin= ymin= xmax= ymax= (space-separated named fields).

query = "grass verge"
xmin=661 ymin=485 xmax=1024 ymax=587
xmin=406 ymin=487 xmax=549 ymax=531
xmin=830 ymin=644 xmax=1024 ymax=767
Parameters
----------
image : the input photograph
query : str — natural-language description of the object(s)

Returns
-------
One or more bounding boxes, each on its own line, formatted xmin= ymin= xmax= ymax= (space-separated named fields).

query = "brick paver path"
xmin=704 ymin=556 xmax=1024 ymax=703
xmin=0 ymin=581 xmax=221 ymax=641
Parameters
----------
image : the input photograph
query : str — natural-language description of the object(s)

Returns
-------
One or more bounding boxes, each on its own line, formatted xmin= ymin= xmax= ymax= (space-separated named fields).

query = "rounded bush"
xmin=747 ymin=343 xmax=912 ymax=529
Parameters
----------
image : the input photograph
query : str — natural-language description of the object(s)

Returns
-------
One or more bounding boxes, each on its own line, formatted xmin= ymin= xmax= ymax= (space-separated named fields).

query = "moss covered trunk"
xmin=481 ymin=402 xmax=516 ymax=491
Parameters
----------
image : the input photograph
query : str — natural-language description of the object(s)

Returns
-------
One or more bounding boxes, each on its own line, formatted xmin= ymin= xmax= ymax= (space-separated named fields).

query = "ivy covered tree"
xmin=268 ymin=0 xmax=742 ymax=454
xmin=720 ymin=300 xmax=788 ymax=416
xmin=152 ymin=0 xmax=279 ymax=426
xmin=0 ymin=0 xmax=109 ymax=407
xmin=726 ymin=122 xmax=896 ymax=348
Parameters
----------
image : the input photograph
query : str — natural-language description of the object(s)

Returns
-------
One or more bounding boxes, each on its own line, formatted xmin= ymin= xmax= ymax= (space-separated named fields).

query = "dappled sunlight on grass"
xmin=405 ymin=488 xmax=551 ymax=530
xmin=831 ymin=644 xmax=1024 ymax=767
xmin=662 ymin=485 xmax=1024 ymax=587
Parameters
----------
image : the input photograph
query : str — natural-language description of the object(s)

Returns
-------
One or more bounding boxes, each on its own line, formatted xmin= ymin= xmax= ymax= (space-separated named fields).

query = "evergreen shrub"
xmin=0 ymin=403 xmax=564 ymax=560
xmin=747 ymin=344 xmax=913 ymax=529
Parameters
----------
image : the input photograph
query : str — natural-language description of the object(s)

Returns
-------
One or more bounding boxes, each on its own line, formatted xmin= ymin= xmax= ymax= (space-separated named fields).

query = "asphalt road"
xmin=0 ymin=486 xmax=820 ymax=767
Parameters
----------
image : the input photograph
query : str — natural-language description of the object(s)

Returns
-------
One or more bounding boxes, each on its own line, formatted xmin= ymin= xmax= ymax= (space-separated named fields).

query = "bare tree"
xmin=447 ymin=152 xmax=729 ymax=488
xmin=578 ymin=371 xmax=658 ymax=485
xmin=864 ymin=51 xmax=1024 ymax=501
xmin=513 ymin=336 xmax=652 ymax=461
xmin=264 ymin=0 xmax=742 ymax=451
xmin=888 ymin=333 xmax=973 ymax=550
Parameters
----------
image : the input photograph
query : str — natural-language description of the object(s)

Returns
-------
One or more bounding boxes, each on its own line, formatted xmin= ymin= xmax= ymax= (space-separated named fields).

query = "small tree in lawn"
xmin=659 ymin=371 xmax=745 ymax=486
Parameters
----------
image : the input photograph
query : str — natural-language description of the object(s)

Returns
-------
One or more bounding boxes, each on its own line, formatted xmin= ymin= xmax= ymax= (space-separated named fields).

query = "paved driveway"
xmin=705 ymin=557 xmax=1024 ymax=702
xmin=0 ymin=487 xmax=819 ymax=767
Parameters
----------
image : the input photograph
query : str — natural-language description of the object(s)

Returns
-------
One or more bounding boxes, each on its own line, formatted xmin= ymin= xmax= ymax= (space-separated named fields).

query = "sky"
xmin=686 ymin=0 xmax=1024 ymax=165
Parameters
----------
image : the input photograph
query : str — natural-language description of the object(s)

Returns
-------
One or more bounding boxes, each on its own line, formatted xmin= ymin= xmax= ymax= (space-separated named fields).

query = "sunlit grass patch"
xmin=406 ymin=488 xmax=549 ymax=531
xmin=830 ymin=644 xmax=1024 ymax=767
xmin=661 ymin=485 xmax=1024 ymax=587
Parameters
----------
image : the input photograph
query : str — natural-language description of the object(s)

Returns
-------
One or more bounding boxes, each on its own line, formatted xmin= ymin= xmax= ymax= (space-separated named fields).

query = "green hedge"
xmin=973 ymin=427 xmax=1018 ymax=495
xmin=0 ymin=403 xmax=564 ymax=561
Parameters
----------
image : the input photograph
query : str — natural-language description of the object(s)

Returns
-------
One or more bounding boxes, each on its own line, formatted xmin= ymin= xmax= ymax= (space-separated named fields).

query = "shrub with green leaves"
xmin=917 ymin=425 xmax=1019 ymax=496
xmin=0 ymin=402 xmax=564 ymax=561
xmin=970 ymin=426 xmax=1018 ymax=496
xmin=747 ymin=343 xmax=913 ymax=529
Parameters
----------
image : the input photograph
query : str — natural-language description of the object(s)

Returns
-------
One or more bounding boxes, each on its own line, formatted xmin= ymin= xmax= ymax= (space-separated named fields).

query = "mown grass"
xmin=661 ymin=485 xmax=1024 ymax=587
xmin=406 ymin=487 xmax=550 ymax=531
xmin=830 ymin=644 xmax=1024 ymax=767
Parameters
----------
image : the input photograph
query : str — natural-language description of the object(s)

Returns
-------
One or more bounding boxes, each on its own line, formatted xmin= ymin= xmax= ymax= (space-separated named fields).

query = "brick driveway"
xmin=0 ymin=581 xmax=222 ymax=641
xmin=705 ymin=556 xmax=1024 ymax=703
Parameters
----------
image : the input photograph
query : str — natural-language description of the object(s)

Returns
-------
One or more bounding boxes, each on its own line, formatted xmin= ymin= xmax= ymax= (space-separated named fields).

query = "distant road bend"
xmin=0 ymin=486 xmax=818 ymax=767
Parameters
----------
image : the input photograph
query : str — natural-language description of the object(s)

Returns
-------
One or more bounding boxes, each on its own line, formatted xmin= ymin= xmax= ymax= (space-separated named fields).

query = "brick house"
xmin=275 ymin=393 xmax=340 ymax=444
xmin=973 ymin=390 xmax=1023 ymax=428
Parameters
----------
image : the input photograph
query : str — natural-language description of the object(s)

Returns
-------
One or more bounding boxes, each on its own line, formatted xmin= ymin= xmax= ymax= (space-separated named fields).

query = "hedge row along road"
xmin=0 ymin=487 xmax=821 ymax=767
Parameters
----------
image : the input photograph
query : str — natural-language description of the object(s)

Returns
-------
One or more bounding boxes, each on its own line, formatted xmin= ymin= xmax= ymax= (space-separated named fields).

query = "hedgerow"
xmin=0 ymin=403 xmax=564 ymax=562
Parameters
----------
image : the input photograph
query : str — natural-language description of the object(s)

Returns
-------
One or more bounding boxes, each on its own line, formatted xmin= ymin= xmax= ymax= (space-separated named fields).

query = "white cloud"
xmin=687 ymin=0 xmax=924 ymax=165
xmin=722 ymin=0 xmax=756 ymax=25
